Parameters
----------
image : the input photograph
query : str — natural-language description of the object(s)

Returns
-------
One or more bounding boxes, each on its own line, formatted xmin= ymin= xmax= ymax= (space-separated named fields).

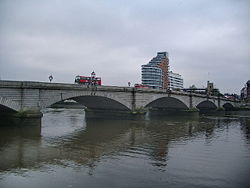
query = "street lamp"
xmin=91 ymin=71 xmax=96 ymax=85
xmin=49 ymin=75 xmax=53 ymax=82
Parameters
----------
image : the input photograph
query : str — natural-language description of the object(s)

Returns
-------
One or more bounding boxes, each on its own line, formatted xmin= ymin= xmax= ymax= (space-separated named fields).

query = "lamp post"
xmin=49 ymin=75 xmax=53 ymax=83
xmin=91 ymin=71 xmax=96 ymax=86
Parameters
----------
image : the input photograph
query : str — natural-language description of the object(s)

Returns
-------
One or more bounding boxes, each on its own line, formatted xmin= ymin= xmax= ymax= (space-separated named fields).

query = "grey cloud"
xmin=0 ymin=0 xmax=249 ymax=93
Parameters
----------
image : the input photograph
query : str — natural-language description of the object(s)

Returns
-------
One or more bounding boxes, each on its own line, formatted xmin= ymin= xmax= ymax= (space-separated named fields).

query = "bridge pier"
xmin=189 ymin=93 xmax=193 ymax=108
xmin=216 ymin=96 xmax=225 ymax=111
xmin=85 ymin=108 xmax=145 ymax=120
xmin=14 ymin=110 xmax=43 ymax=118
xmin=0 ymin=109 xmax=43 ymax=118
xmin=0 ymin=107 xmax=42 ymax=119
xmin=217 ymin=96 xmax=221 ymax=108
xmin=188 ymin=94 xmax=199 ymax=112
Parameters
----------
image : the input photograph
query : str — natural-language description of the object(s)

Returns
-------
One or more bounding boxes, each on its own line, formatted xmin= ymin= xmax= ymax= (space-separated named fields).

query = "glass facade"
xmin=141 ymin=65 xmax=162 ymax=88
xmin=141 ymin=52 xmax=169 ymax=89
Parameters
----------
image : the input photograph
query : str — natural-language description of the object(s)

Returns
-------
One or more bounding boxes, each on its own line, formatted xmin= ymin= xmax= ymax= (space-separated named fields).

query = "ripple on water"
xmin=1 ymin=110 xmax=250 ymax=188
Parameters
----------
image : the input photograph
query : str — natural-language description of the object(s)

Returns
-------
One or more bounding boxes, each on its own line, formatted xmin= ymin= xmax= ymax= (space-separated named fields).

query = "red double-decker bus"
xmin=134 ymin=84 xmax=150 ymax=88
xmin=75 ymin=75 xmax=102 ymax=85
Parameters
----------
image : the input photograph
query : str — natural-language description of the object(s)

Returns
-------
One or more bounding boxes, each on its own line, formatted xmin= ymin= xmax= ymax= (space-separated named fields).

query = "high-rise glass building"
xmin=141 ymin=52 xmax=169 ymax=89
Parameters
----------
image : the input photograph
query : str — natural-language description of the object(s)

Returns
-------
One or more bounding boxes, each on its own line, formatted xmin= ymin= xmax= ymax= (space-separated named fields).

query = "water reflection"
xmin=0 ymin=117 xmax=41 ymax=172
xmin=41 ymin=108 xmax=86 ymax=138
xmin=0 ymin=109 xmax=250 ymax=188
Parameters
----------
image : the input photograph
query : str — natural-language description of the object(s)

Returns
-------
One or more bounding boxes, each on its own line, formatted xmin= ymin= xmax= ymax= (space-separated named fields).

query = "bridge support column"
xmin=130 ymin=88 xmax=147 ymax=114
xmin=15 ymin=110 xmax=43 ymax=118
xmin=131 ymin=88 xmax=136 ymax=112
xmin=189 ymin=94 xmax=193 ymax=108
xmin=217 ymin=96 xmax=221 ymax=108
xmin=0 ymin=108 xmax=43 ymax=118
xmin=216 ymin=96 xmax=224 ymax=111
xmin=188 ymin=94 xmax=199 ymax=112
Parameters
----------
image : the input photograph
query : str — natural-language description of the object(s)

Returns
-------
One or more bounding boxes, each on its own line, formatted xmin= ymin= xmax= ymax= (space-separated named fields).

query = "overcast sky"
xmin=0 ymin=0 xmax=249 ymax=94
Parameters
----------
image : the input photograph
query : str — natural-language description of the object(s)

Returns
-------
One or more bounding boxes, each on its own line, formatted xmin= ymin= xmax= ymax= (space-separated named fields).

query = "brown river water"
xmin=0 ymin=109 xmax=250 ymax=188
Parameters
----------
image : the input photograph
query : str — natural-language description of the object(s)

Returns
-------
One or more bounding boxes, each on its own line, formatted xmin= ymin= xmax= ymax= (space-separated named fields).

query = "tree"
xmin=189 ymin=84 xmax=196 ymax=89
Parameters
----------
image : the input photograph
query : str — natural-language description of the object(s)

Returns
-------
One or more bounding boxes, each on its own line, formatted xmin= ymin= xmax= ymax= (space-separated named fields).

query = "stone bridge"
xmin=0 ymin=80 xmax=239 ymax=117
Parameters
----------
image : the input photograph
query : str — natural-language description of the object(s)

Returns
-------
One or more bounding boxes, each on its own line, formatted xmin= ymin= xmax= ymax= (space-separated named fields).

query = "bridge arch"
xmin=0 ymin=96 xmax=20 ymax=112
xmin=196 ymin=100 xmax=217 ymax=110
xmin=41 ymin=91 xmax=132 ymax=111
xmin=223 ymin=103 xmax=234 ymax=110
xmin=72 ymin=95 xmax=130 ymax=111
xmin=145 ymin=97 xmax=189 ymax=110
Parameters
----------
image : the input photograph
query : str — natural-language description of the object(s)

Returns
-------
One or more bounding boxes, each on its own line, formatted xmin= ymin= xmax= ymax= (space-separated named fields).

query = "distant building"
xmin=141 ymin=52 xmax=169 ymax=89
xmin=241 ymin=80 xmax=250 ymax=100
xmin=168 ymin=71 xmax=183 ymax=90
xmin=241 ymin=87 xmax=246 ymax=99
xmin=183 ymin=81 xmax=221 ymax=96
xmin=224 ymin=93 xmax=240 ymax=101
xmin=207 ymin=81 xmax=214 ymax=95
